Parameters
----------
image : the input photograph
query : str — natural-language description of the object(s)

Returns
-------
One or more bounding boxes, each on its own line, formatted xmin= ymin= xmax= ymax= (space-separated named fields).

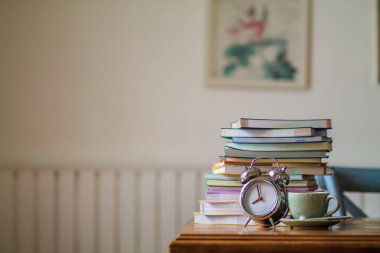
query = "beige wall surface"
xmin=0 ymin=0 xmax=379 ymax=168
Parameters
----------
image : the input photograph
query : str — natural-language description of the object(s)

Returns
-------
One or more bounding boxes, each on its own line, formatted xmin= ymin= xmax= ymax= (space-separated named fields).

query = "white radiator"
xmin=0 ymin=167 xmax=205 ymax=253
xmin=0 ymin=167 xmax=379 ymax=253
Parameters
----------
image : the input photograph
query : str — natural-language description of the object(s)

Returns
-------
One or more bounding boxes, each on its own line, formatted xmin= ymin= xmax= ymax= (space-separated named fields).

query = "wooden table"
xmin=170 ymin=218 xmax=380 ymax=253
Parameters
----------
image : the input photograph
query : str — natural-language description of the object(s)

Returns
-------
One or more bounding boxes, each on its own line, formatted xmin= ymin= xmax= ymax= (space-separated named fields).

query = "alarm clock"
xmin=239 ymin=157 xmax=290 ymax=228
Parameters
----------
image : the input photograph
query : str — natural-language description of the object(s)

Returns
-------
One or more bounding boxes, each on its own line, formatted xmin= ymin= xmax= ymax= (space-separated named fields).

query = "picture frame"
xmin=206 ymin=0 xmax=312 ymax=89
xmin=370 ymin=0 xmax=379 ymax=86
xmin=374 ymin=0 xmax=380 ymax=85
xmin=375 ymin=0 xmax=380 ymax=85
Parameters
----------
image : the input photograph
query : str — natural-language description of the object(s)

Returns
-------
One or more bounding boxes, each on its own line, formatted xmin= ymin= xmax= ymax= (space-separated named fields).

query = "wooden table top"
xmin=170 ymin=218 xmax=380 ymax=253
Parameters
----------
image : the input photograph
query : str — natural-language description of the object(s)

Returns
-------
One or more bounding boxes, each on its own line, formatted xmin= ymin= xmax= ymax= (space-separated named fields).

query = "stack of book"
xmin=193 ymin=172 xmax=248 ymax=225
xmin=217 ymin=118 xmax=332 ymax=192
xmin=194 ymin=118 xmax=332 ymax=225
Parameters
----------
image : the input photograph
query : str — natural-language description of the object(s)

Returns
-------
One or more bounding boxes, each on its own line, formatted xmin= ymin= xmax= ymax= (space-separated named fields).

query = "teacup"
xmin=288 ymin=192 xmax=340 ymax=219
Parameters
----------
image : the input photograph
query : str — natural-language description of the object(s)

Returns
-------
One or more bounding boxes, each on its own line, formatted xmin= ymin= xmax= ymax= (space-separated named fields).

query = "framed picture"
xmin=370 ymin=0 xmax=379 ymax=86
xmin=375 ymin=0 xmax=380 ymax=84
xmin=376 ymin=0 xmax=380 ymax=85
xmin=206 ymin=0 xmax=311 ymax=89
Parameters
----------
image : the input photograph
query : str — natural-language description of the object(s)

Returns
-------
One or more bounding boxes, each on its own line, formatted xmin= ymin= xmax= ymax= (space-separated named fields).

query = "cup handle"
xmin=324 ymin=194 xmax=341 ymax=217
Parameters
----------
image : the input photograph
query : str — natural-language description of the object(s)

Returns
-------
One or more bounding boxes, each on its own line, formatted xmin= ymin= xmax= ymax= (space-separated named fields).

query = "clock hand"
xmin=257 ymin=185 xmax=263 ymax=201
xmin=251 ymin=198 xmax=260 ymax=205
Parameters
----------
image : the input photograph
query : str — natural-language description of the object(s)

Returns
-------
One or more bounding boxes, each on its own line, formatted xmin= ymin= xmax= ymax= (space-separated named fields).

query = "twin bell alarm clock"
xmin=239 ymin=157 xmax=290 ymax=228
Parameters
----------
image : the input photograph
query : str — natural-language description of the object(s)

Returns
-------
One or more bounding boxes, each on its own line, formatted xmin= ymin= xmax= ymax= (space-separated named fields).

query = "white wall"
xmin=0 ymin=0 xmax=380 ymax=168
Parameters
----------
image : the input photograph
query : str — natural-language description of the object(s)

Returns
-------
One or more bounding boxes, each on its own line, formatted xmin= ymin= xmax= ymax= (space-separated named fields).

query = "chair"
xmin=316 ymin=167 xmax=380 ymax=217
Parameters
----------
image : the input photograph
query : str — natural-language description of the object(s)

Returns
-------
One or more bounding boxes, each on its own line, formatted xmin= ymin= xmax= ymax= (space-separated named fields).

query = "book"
xmin=213 ymin=161 xmax=326 ymax=169
xmin=199 ymin=201 xmax=243 ymax=215
xmin=204 ymin=172 xmax=239 ymax=181
xmin=278 ymin=163 xmax=326 ymax=167
xmin=219 ymin=156 xmax=323 ymax=164
xmin=231 ymin=118 xmax=332 ymax=129
xmin=205 ymin=192 xmax=241 ymax=202
xmin=287 ymin=185 xmax=319 ymax=192
xmin=206 ymin=179 xmax=242 ymax=187
xmin=225 ymin=142 xmax=332 ymax=152
xmin=207 ymin=186 xmax=242 ymax=191
xmin=215 ymin=160 xmax=325 ymax=169
xmin=287 ymin=179 xmax=317 ymax=187
xmin=221 ymin=128 xmax=327 ymax=138
xmin=212 ymin=163 xmax=331 ymax=175
xmin=289 ymin=175 xmax=315 ymax=181
xmin=224 ymin=147 xmax=328 ymax=159
xmin=193 ymin=212 xmax=254 ymax=225
xmin=207 ymin=189 xmax=242 ymax=194
xmin=231 ymin=136 xmax=332 ymax=144
xmin=206 ymin=177 xmax=316 ymax=188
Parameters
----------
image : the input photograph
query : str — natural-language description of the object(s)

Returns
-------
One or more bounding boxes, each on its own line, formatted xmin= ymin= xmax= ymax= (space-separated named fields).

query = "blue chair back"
xmin=316 ymin=167 xmax=380 ymax=217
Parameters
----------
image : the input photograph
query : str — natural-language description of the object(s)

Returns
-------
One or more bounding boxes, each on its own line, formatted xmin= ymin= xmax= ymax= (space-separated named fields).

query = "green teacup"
xmin=288 ymin=192 xmax=340 ymax=219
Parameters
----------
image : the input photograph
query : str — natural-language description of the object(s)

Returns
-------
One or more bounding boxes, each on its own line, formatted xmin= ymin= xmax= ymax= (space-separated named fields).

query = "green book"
xmin=206 ymin=180 xmax=242 ymax=187
xmin=204 ymin=172 xmax=240 ymax=181
xmin=289 ymin=175 xmax=315 ymax=181
xmin=225 ymin=142 xmax=332 ymax=152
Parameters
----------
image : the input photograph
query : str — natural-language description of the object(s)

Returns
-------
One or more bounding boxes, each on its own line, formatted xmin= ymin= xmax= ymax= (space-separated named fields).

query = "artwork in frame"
xmin=370 ymin=0 xmax=379 ymax=86
xmin=376 ymin=0 xmax=380 ymax=85
xmin=207 ymin=0 xmax=311 ymax=89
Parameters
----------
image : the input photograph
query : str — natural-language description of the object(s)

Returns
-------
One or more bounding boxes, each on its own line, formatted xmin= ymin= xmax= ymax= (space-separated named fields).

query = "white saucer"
xmin=280 ymin=216 xmax=350 ymax=229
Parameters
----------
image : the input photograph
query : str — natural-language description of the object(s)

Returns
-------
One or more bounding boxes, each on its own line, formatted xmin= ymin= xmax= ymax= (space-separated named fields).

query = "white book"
xmin=231 ymin=118 xmax=332 ymax=129
xmin=194 ymin=212 xmax=254 ymax=225
xmin=205 ymin=193 xmax=240 ymax=202
xmin=222 ymin=128 xmax=327 ymax=138
xmin=199 ymin=201 xmax=244 ymax=215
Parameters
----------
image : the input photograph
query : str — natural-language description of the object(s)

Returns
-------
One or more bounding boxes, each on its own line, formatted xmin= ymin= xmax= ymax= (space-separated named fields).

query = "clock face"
xmin=241 ymin=180 xmax=279 ymax=217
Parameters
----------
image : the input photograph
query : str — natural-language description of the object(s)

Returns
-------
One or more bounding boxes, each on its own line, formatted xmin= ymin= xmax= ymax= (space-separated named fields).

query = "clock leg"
xmin=269 ymin=218 xmax=275 ymax=230
xmin=243 ymin=217 xmax=252 ymax=229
